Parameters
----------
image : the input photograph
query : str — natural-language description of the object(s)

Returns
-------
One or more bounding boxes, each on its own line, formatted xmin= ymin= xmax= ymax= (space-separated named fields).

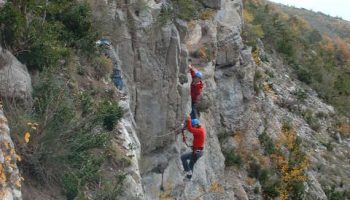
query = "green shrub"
xmin=80 ymin=91 xmax=94 ymax=116
xmin=0 ymin=0 xmax=98 ymax=70
xmin=248 ymin=161 xmax=261 ymax=179
xmin=296 ymin=67 xmax=312 ymax=84
xmin=172 ymin=0 xmax=202 ymax=21
xmin=248 ymin=161 xmax=270 ymax=185
xmin=94 ymin=174 xmax=127 ymax=200
xmin=77 ymin=155 xmax=104 ymax=183
xmin=218 ymin=131 xmax=230 ymax=144
xmin=9 ymin=68 xmax=121 ymax=199
xmin=254 ymin=186 xmax=260 ymax=194
xmin=282 ymin=120 xmax=293 ymax=132
xmin=60 ymin=129 xmax=110 ymax=199
xmin=0 ymin=3 xmax=25 ymax=47
xmin=96 ymin=100 xmax=123 ymax=131
xmin=33 ymin=68 xmax=75 ymax=132
xmin=277 ymin=38 xmax=295 ymax=57
xmin=289 ymin=181 xmax=306 ymax=199
xmin=296 ymin=89 xmax=307 ymax=103
xmin=325 ymin=186 xmax=350 ymax=200
xmin=93 ymin=55 xmax=113 ymax=80
xmin=334 ymin=75 xmax=350 ymax=96
xmin=242 ymin=24 xmax=264 ymax=46
xmin=262 ymin=180 xmax=280 ymax=199
xmin=157 ymin=4 xmax=173 ymax=25
xmin=70 ymin=132 xmax=109 ymax=153
xmin=254 ymin=70 xmax=263 ymax=80
xmin=258 ymin=132 xmax=276 ymax=155
xmin=316 ymin=111 xmax=328 ymax=119
xmin=18 ymin=20 xmax=70 ymax=70
xmin=253 ymin=70 xmax=263 ymax=95
xmin=58 ymin=2 xmax=98 ymax=54
xmin=303 ymin=109 xmax=321 ymax=131
xmin=62 ymin=173 xmax=80 ymax=200
xmin=223 ymin=150 xmax=242 ymax=167
xmin=266 ymin=70 xmax=274 ymax=78
xmin=259 ymin=169 xmax=269 ymax=184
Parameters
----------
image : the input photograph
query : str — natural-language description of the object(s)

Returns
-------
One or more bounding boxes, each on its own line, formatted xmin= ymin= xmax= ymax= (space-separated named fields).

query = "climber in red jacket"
xmin=189 ymin=64 xmax=203 ymax=119
xmin=181 ymin=116 xmax=206 ymax=179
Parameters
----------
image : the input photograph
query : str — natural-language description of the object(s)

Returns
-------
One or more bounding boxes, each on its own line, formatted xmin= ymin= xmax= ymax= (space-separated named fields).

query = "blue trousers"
xmin=181 ymin=150 xmax=203 ymax=172
xmin=112 ymin=69 xmax=123 ymax=90
xmin=190 ymin=102 xmax=200 ymax=119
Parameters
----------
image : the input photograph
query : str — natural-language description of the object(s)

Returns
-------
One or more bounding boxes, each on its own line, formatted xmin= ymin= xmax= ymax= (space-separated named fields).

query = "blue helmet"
xmin=195 ymin=71 xmax=202 ymax=79
xmin=191 ymin=119 xmax=200 ymax=126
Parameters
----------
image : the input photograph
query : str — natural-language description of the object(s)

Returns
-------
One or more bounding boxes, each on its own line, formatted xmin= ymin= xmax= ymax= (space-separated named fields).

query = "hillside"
xmin=269 ymin=1 xmax=350 ymax=38
xmin=0 ymin=0 xmax=350 ymax=200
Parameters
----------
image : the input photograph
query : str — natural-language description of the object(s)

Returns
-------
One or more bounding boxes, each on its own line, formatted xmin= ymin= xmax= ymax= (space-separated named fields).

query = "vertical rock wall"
xmin=88 ymin=0 xmax=348 ymax=199
xmin=87 ymin=0 xmax=248 ymax=199
xmin=0 ymin=105 xmax=22 ymax=200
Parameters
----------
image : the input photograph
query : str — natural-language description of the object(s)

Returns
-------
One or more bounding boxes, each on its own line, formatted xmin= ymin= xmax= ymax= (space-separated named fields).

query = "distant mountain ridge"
xmin=268 ymin=1 xmax=350 ymax=38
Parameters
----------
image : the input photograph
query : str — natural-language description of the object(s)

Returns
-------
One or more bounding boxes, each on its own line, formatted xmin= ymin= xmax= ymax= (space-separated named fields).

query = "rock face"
xmin=0 ymin=0 xmax=6 ymax=8
xmin=0 ymin=105 xmax=22 ymax=200
xmin=87 ymin=0 xmax=350 ymax=199
xmin=200 ymin=0 xmax=222 ymax=9
xmin=0 ymin=46 xmax=32 ymax=102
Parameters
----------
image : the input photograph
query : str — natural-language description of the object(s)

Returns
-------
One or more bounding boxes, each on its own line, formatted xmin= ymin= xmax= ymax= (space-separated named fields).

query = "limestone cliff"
xmin=1 ymin=0 xmax=349 ymax=199
xmin=86 ymin=0 xmax=350 ymax=199
xmin=0 ymin=43 xmax=30 ymax=200
xmin=0 ymin=105 xmax=22 ymax=200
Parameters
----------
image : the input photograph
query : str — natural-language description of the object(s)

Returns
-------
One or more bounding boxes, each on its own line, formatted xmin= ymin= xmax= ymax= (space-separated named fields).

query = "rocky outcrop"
xmin=87 ymin=0 xmax=350 ymax=199
xmin=0 ymin=105 xmax=22 ymax=200
xmin=200 ymin=0 xmax=222 ymax=9
xmin=0 ymin=46 xmax=32 ymax=102
xmin=0 ymin=0 xmax=6 ymax=8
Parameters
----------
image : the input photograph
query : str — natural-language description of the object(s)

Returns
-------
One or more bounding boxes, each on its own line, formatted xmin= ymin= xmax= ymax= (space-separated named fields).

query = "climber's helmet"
xmin=195 ymin=71 xmax=203 ymax=79
xmin=191 ymin=119 xmax=200 ymax=126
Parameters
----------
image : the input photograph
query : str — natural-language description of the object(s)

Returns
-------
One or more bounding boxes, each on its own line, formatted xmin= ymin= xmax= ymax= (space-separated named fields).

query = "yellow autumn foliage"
xmin=243 ymin=9 xmax=254 ymax=23
xmin=200 ymin=9 xmax=216 ymax=20
xmin=0 ymin=164 xmax=6 ymax=184
xmin=271 ymin=124 xmax=309 ymax=199
xmin=262 ymin=83 xmax=273 ymax=93
xmin=252 ymin=48 xmax=261 ymax=65
xmin=16 ymin=154 xmax=21 ymax=162
xmin=24 ymin=132 xmax=30 ymax=143
xmin=199 ymin=47 xmax=208 ymax=60
xmin=209 ymin=182 xmax=225 ymax=193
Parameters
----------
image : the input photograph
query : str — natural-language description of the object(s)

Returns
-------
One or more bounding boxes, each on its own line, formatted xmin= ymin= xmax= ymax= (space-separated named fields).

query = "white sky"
xmin=268 ymin=0 xmax=350 ymax=21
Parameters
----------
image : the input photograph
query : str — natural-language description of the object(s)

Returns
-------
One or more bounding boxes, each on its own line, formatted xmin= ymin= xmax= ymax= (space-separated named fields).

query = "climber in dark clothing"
xmin=112 ymin=67 xmax=123 ymax=90
xmin=189 ymin=64 xmax=203 ymax=119
xmin=181 ymin=116 xmax=206 ymax=179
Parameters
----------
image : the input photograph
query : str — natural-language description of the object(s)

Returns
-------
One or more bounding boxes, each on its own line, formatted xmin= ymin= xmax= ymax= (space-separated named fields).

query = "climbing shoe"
xmin=186 ymin=171 xmax=192 ymax=179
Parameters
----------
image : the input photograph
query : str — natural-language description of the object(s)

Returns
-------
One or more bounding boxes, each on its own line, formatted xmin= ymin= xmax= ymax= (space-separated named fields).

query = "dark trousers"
xmin=190 ymin=102 xmax=200 ymax=119
xmin=181 ymin=150 xmax=203 ymax=172
xmin=112 ymin=69 xmax=123 ymax=90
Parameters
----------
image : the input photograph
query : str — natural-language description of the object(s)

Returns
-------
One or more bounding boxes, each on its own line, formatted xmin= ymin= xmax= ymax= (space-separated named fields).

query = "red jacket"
xmin=190 ymin=69 xmax=203 ymax=103
xmin=186 ymin=117 xmax=206 ymax=149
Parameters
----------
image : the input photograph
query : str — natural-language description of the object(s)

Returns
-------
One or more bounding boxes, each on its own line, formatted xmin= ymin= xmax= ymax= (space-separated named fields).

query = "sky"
xmin=268 ymin=0 xmax=350 ymax=21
